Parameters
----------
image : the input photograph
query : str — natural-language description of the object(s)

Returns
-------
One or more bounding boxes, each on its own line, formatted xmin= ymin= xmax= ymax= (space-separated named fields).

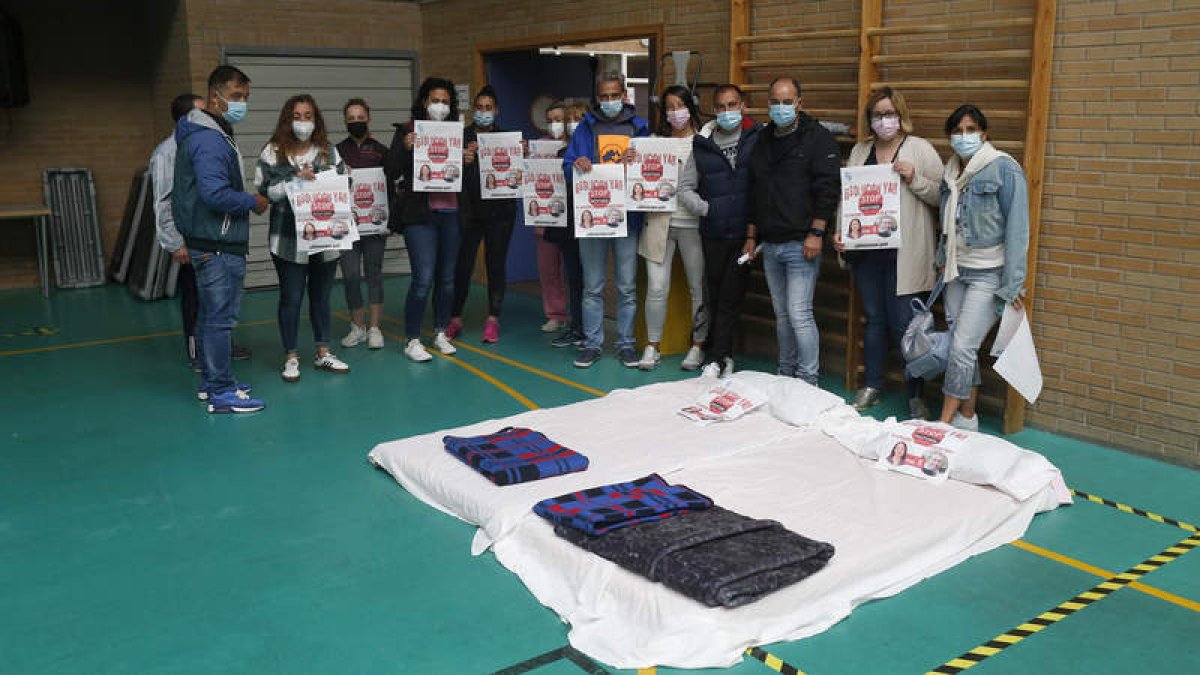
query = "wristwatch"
xmin=809 ymin=227 xmax=826 ymax=238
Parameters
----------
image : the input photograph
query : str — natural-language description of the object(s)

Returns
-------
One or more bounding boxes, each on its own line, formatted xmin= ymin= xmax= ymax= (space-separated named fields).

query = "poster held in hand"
xmin=528 ymin=139 xmax=565 ymax=159
xmin=288 ymin=173 xmax=359 ymax=253
xmin=478 ymin=132 xmax=524 ymax=199
xmin=349 ymin=167 xmax=389 ymax=236
xmin=839 ymin=164 xmax=902 ymax=250
xmin=522 ymin=159 xmax=568 ymax=228
xmin=626 ymin=137 xmax=687 ymax=212
xmin=413 ymin=120 xmax=463 ymax=193
xmin=572 ymin=164 xmax=627 ymax=238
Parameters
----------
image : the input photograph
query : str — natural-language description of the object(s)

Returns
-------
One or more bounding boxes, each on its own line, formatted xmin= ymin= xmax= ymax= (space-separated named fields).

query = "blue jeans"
xmin=272 ymin=255 xmax=338 ymax=353
xmin=402 ymin=211 xmax=460 ymax=339
xmin=943 ymin=266 xmax=1002 ymax=399
xmin=189 ymin=248 xmax=246 ymax=396
xmin=851 ymin=249 xmax=922 ymax=396
xmin=579 ymin=234 xmax=639 ymax=351
xmin=762 ymin=241 xmax=821 ymax=385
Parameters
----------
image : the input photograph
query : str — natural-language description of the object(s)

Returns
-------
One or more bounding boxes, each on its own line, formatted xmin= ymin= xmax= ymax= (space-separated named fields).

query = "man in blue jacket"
xmin=563 ymin=71 xmax=650 ymax=368
xmin=173 ymin=65 xmax=269 ymax=413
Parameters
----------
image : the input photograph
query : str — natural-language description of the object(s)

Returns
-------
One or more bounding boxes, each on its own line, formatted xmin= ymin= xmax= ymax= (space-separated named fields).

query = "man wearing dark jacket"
xmin=745 ymin=77 xmax=840 ymax=386
xmin=173 ymin=65 xmax=269 ymax=413
xmin=678 ymin=84 xmax=761 ymax=379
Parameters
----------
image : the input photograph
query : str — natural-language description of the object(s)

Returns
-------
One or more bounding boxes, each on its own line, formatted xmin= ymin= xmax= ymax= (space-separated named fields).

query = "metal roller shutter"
xmin=224 ymin=49 xmax=416 ymax=288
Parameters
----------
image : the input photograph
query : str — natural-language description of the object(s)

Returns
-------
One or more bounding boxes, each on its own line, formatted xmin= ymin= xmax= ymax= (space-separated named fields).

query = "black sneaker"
xmin=619 ymin=346 xmax=640 ymax=368
xmin=574 ymin=347 xmax=601 ymax=368
xmin=231 ymin=343 xmax=252 ymax=360
xmin=552 ymin=330 xmax=583 ymax=348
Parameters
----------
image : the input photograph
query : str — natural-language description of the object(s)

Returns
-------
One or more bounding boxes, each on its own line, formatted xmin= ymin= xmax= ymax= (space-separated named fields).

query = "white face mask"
xmin=292 ymin=120 xmax=315 ymax=141
xmin=549 ymin=121 xmax=565 ymax=139
xmin=567 ymin=120 xmax=580 ymax=134
xmin=427 ymin=102 xmax=451 ymax=121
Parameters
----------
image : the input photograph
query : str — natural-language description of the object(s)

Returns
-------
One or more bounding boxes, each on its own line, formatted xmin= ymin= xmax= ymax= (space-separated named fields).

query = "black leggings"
xmin=702 ymin=237 xmax=749 ymax=365
xmin=452 ymin=216 xmax=514 ymax=318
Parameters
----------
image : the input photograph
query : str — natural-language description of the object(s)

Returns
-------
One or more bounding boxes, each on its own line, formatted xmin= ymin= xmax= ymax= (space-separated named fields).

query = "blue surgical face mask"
xmin=599 ymin=100 xmax=624 ymax=118
xmin=768 ymin=103 xmax=797 ymax=128
xmin=716 ymin=110 xmax=742 ymax=131
xmin=218 ymin=93 xmax=247 ymax=125
xmin=473 ymin=110 xmax=495 ymax=128
xmin=950 ymin=132 xmax=983 ymax=159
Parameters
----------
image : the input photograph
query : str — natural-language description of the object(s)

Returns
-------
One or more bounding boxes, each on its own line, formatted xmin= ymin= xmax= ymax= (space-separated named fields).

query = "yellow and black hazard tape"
xmin=1070 ymin=488 xmax=1198 ymax=533
xmin=927 ymin=532 xmax=1200 ymax=674
xmin=745 ymin=646 xmax=805 ymax=675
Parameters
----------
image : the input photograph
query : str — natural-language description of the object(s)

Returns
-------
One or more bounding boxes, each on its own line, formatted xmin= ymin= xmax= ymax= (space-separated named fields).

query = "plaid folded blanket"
xmin=442 ymin=427 xmax=588 ymax=486
xmin=533 ymin=474 xmax=713 ymax=536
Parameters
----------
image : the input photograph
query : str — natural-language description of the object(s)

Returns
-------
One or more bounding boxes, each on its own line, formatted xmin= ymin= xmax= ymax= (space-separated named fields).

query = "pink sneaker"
xmin=482 ymin=318 xmax=500 ymax=344
xmin=445 ymin=319 xmax=462 ymax=340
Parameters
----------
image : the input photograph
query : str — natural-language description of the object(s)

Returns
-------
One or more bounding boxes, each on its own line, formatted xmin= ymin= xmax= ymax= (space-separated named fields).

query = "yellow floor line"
xmin=0 ymin=319 xmax=276 ymax=356
xmin=1010 ymin=539 xmax=1200 ymax=613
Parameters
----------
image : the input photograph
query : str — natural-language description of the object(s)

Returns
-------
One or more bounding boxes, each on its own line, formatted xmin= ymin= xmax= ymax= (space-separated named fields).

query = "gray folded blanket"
xmin=555 ymin=506 xmax=835 ymax=608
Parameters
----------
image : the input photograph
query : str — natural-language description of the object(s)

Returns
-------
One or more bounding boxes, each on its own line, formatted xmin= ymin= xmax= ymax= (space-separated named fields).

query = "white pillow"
xmin=729 ymin=371 xmax=845 ymax=427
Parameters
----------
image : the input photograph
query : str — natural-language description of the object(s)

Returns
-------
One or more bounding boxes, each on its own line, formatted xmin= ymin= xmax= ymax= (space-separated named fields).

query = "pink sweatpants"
xmin=536 ymin=230 xmax=567 ymax=322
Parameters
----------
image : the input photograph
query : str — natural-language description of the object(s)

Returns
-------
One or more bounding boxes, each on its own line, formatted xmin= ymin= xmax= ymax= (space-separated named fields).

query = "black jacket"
xmin=383 ymin=121 xmax=428 ymax=230
xmin=461 ymin=125 xmax=518 ymax=223
xmin=748 ymin=112 xmax=841 ymax=243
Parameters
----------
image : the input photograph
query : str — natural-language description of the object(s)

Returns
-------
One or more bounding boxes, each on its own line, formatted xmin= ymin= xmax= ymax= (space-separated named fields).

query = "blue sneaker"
xmin=197 ymin=382 xmax=252 ymax=401
xmin=573 ymin=347 xmax=601 ymax=368
xmin=207 ymin=388 xmax=265 ymax=414
xmin=618 ymin=346 xmax=640 ymax=368
xmin=551 ymin=330 xmax=584 ymax=348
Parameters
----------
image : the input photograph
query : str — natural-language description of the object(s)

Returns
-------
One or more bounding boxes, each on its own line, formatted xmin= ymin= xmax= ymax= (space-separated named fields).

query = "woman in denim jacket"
xmin=936 ymin=105 xmax=1029 ymax=430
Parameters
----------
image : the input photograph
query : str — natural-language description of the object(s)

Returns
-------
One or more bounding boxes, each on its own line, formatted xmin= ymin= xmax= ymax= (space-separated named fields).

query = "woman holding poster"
xmin=255 ymin=94 xmax=351 ymax=382
xmin=834 ymin=88 xmax=941 ymax=418
xmin=637 ymin=85 xmax=708 ymax=371
xmin=336 ymin=97 xmax=390 ymax=351
xmin=383 ymin=76 xmax=462 ymax=362
xmin=447 ymin=86 xmax=519 ymax=344
xmin=541 ymin=101 xmax=589 ymax=349
xmin=936 ymin=105 xmax=1029 ymax=431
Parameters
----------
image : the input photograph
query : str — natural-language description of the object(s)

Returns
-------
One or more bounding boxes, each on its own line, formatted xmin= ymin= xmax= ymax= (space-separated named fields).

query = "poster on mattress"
xmin=678 ymin=378 xmax=768 ymax=425
xmin=287 ymin=172 xmax=359 ymax=253
xmin=626 ymin=137 xmax=687 ymax=212
xmin=873 ymin=421 xmax=968 ymax=483
xmin=522 ymin=159 xmax=568 ymax=228
xmin=573 ymin=164 xmax=627 ymax=238
xmin=839 ymin=164 xmax=902 ymax=250
xmin=349 ymin=167 xmax=389 ymax=236
xmin=413 ymin=120 xmax=463 ymax=193
xmin=527 ymin=139 xmax=565 ymax=159
xmin=478 ymin=132 xmax=524 ymax=199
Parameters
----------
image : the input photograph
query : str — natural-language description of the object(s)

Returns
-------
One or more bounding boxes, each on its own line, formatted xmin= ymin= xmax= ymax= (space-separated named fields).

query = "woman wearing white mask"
xmin=936 ymin=104 xmax=1029 ymax=430
xmin=256 ymin=94 xmax=350 ymax=382
xmin=384 ymin=77 xmax=462 ymax=362
xmin=636 ymin=85 xmax=708 ymax=371
xmin=542 ymin=101 xmax=589 ymax=348
xmin=534 ymin=100 xmax=570 ymax=335
xmin=833 ymin=87 xmax=941 ymax=418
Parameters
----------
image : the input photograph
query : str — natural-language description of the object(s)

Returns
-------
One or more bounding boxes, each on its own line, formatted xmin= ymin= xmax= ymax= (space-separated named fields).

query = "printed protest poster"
xmin=478 ymin=132 xmax=524 ymax=199
xmin=678 ymin=378 xmax=768 ymax=426
xmin=626 ymin=137 xmax=687 ymax=212
xmin=349 ymin=167 xmax=389 ymax=236
xmin=873 ymin=420 xmax=967 ymax=484
xmin=288 ymin=173 xmax=358 ymax=253
xmin=522 ymin=158 xmax=568 ymax=228
xmin=413 ymin=120 xmax=463 ymax=192
xmin=573 ymin=163 xmax=627 ymax=238
xmin=839 ymin=164 xmax=902 ymax=250
xmin=528 ymin=139 xmax=565 ymax=159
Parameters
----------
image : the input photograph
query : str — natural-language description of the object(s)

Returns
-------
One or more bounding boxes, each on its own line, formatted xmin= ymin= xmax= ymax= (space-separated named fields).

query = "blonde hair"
xmin=565 ymin=101 xmax=588 ymax=121
xmin=863 ymin=87 xmax=914 ymax=140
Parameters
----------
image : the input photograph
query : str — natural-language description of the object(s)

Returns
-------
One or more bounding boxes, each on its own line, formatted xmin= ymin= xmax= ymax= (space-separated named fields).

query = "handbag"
xmin=901 ymin=276 xmax=950 ymax=379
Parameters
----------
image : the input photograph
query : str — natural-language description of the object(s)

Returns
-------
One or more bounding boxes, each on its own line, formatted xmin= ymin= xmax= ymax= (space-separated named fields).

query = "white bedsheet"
xmin=368 ymin=377 xmax=1065 ymax=669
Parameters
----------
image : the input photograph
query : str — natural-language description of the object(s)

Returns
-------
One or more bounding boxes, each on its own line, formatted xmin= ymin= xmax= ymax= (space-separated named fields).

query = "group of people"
xmin=161 ymin=64 xmax=1028 ymax=431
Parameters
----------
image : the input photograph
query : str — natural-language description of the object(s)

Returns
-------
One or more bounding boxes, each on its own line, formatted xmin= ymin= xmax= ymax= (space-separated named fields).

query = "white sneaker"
xmin=341 ymin=324 xmax=367 ymax=348
xmin=680 ymin=346 xmax=704 ymax=371
xmin=723 ymin=357 xmax=735 ymax=376
xmin=433 ymin=331 xmax=457 ymax=355
xmin=405 ymin=338 xmax=433 ymax=362
xmin=951 ymin=411 xmax=979 ymax=432
xmin=700 ymin=362 xmax=722 ymax=379
xmin=541 ymin=319 xmax=566 ymax=333
xmin=282 ymin=357 xmax=300 ymax=382
xmin=637 ymin=345 xmax=660 ymax=371
xmin=367 ymin=327 xmax=384 ymax=349
xmin=315 ymin=352 xmax=350 ymax=373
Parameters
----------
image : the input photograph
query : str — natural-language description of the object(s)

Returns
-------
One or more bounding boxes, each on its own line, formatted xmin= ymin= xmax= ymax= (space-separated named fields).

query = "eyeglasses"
xmin=597 ymin=92 xmax=623 ymax=102
xmin=870 ymin=112 xmax=899 ymax=123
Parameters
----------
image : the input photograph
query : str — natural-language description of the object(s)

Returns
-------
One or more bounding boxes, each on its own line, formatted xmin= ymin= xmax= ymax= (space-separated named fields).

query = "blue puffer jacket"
xmin=691 ymin=118 xmax=761 ymax=240
xmin=172 ymin=109 xmax=259 ymax=255
xmin=562 ymin=105 xmax=650 ymax=233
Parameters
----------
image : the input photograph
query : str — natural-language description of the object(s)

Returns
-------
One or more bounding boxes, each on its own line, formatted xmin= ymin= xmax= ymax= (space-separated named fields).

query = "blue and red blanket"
xmin=533 ymin=474 xmax=714 ymax=536
xmin=442 ymin=427 xmax=588 ymax=486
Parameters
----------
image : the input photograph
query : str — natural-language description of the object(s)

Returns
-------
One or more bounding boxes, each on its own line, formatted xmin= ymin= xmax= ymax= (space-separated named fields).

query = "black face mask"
xmin=347 ymin=122 xmax=368 ymax=139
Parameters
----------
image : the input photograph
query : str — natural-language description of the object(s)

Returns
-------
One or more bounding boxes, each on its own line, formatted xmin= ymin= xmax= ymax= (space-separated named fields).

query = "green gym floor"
xmin=1 ymin=279 xmax=1197 ymax=675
